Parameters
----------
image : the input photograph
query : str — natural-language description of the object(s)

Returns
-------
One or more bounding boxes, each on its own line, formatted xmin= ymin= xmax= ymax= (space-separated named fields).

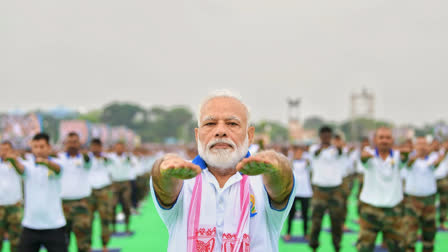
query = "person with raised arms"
xmin=0 ymin=141 xmax=23 ymax=252
xmin=356 ymin=127 xmax=410 ymax=252
xmin=17 ymin=133 xmax=67 ymax=252
xmin=151 ymin=90 xmax=295 ymax=252
xmin=403 ymin=136 xmax=446 ymax=252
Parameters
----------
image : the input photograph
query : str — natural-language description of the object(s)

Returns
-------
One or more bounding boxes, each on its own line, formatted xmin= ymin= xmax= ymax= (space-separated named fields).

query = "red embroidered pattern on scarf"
xmin=222 ymin=233 xmax=250 ymax=252
xmin=194 ymin=227 xmax=216 ymax=252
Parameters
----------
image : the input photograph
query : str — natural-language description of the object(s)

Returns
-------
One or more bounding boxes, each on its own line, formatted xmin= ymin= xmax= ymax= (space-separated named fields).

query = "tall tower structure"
xmin=350 ymin=88 xmax=375 ymax=141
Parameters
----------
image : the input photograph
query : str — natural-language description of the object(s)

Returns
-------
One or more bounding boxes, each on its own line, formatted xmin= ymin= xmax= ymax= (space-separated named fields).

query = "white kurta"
xmin=151 ymin=169 xmax=295 ymax=252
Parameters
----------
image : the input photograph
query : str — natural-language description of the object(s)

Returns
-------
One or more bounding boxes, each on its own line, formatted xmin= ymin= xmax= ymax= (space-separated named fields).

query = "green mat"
xmin=3 ymin=184 xmax=448 ymax=252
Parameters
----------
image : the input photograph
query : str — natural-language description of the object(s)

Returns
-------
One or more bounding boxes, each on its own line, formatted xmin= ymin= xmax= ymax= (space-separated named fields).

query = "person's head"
xmin=414 ymin=136 xmax=429 ymax=157
xmin=65 ymin=132 xmax=81 ymax=154
xmin=292 ymin=145 xmax=305 ymax=159
xmin=361 ymin=137 xmax=370 ymax=149
xmin=0 ymin=141 xmax=13 ymax=159
xmin=430 ymin=139 xmax=440 ymax=152
xmin=90 ymin=138 xmax=103 ymax=155
xmin=31 ymin=133 xmax=51 ymax=158
xmin=373 ymin=127 xmax=394 ymax=152
xmin=333 ymin=134 xmax=344 ymax=147
xmin=319 ymin=126 xmax=333 ymax=146
xmin=195 ymin=90 xmax=255 ymax=172
xmin=114 ymin=142 xmax=126 ymax=155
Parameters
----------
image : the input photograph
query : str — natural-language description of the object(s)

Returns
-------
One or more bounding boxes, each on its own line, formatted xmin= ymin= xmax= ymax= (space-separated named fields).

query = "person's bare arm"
xmin=151 ymin=154 xmax=201 ymax=209
xmin=236 ymin=150 xmax=293 ymax=210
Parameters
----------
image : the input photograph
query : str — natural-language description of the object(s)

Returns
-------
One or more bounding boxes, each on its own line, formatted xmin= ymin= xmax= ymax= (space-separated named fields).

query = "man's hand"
xmin=159 ymin=155 xmax=202 ymax=180
xmin=361 ymin=150 xmax=374 ymax=159
xmin=36 ymin=157 xmax=61 ymax=174
xmin=35 ymin=157 xmax=49 ymax=165
xmin=152 ymin=154 xmax=201 ymax=208
xmin=237 ymin=150 xmax=293 ymax=210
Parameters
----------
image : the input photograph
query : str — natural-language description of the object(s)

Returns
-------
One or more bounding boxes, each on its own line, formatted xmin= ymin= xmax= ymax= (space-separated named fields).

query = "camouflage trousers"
xmin=143 ymin=172 xmax=151 ymax=197
xmin=309 ymin=185 xmax=345 ymax=251
xmin=342 ymin=175 xmax=355 ymax=224
xmin=357 ymin=202 xmax=404 ymax=252
xmin=136 ymin=175 xmax=148 ymax=203
xmin=112 ymin=181 xmax=132 ymax=228
xmin=89 ymin=185 xmax=113 ymax=246
xmin=0 ymin=202 xmax=22 ymax=252
xmin=357 ymin=173 xmax=364 ymax=215
xmin=436 ymin=176 xmax=448 ymax=224
xmin=404 ymin=194 xmax=436 ymax=252
xmin=62 ymin=197 xmax=92 ymax=252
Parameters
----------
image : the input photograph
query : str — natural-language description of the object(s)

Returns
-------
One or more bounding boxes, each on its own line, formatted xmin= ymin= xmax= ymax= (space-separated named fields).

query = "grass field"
xmin=3 ymin=183 xmax=448 ymax=252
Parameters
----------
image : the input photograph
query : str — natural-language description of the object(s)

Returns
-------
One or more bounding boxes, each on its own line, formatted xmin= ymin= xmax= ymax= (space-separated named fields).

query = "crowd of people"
xmin=1 ymin=92 xmax=448 ymax=252
xmin=0 ymin=132 xmax=155 ymax=252
xmin=283 ymin=126 xmax=448 ymax=252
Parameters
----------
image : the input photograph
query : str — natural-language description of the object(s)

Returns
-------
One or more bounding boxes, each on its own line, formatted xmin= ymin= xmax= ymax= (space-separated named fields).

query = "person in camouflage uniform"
xmin=60 ymin=132 xmax=93 ymax=252
xmin=88 ymin=139 xmax=114 ymax=251
xmin=308 ymin=127 xmax=346 ymax=252
xmin=403 ymin=137 xmax=446 ymax=252
xmin=107 ymin=142 xmax=136 ymax=234
xmin=0 ymin=141 xmax=23 ymax=252
xmin=435 ymin=140 xmax=448 ymax=230
xmin=356 ymin=127 xmax=408 ymax=252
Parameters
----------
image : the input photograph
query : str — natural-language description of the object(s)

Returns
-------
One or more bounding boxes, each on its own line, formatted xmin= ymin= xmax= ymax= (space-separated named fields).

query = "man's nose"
xmin=214 ymin=123 xmax=228 ymax=138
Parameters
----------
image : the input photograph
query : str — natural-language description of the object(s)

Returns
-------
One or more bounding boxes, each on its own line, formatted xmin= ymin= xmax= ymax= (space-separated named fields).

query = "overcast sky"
xmin=1 ymin=0 xmax=447 ymax=126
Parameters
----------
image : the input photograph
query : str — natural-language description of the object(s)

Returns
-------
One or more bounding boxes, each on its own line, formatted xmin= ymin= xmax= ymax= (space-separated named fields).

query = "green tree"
xmin=255 ymin=121 xmax=289 ymax=143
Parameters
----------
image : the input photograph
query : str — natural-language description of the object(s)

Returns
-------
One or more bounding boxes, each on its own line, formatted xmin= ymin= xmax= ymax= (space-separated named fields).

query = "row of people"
xmin=0 ymin=132 xmax=154 ymax=252
xmin=284 ymin=126 xmax=448 ymax=252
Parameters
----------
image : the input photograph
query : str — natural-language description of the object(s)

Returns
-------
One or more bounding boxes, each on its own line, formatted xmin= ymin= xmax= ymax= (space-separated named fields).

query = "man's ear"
xmin=248 ymin=126 xmax=255 ymax=145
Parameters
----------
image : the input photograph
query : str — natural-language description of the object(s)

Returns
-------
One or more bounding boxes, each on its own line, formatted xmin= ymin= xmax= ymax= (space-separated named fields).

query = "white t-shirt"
xmin=59 ymin=153 xmax=92 ymax=200
xmin=0 ymin=159 xmax=22 ymax=206
xmin=405 ymin=157 xmax=438 ymax=197
xmin=292 ymin=159 xmax=312 ymax=198
xmin=107 ymin=153 xmax=137 ymax=182
xmin=88 ymin=153 xmax=112 ymax=190
xmin=309 ymin=145 xmax=344 ymax=187
xmin=341 ymin=148 xmax=355 ymax=178
xmin=21 ymin=157 xmax=66 ymax=230
xmin=434 ymin=152 xmax=448 ymax=180
xmin=151 ymin=169 xmax=295 ymax=252
xmin=360 ymin=149 xmax=403 ymax=208
xmin=134 ymin=157 xmax=146 ymax=177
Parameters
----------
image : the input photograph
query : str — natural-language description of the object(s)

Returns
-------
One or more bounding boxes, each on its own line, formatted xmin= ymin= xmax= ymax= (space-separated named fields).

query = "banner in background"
xmin=59 ymin=120 xmax=90 ymax=146
xmin=0 ymin=113 xmax=42 ymax=149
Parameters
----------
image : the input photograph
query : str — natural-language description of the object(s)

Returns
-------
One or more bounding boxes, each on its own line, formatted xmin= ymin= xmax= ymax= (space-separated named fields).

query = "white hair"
xmin=197 ymin=89 xmax=251 ymax=127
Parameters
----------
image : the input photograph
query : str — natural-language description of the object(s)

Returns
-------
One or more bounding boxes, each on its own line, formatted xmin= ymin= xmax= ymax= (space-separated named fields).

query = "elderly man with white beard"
xmin=151 ymin=90 xmax=295 ymax=252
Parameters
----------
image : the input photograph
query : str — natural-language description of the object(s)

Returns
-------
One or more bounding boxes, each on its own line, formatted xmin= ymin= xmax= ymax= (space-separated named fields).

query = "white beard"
xmin=197 ymin=135 xmax=249 ymax=171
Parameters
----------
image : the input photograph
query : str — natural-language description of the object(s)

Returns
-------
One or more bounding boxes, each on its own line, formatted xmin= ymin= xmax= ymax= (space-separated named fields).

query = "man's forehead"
xmin=200 ymin=98 xmax=247 ymax=121
xmin=376 ymin=128 xmax=392 ymax=136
